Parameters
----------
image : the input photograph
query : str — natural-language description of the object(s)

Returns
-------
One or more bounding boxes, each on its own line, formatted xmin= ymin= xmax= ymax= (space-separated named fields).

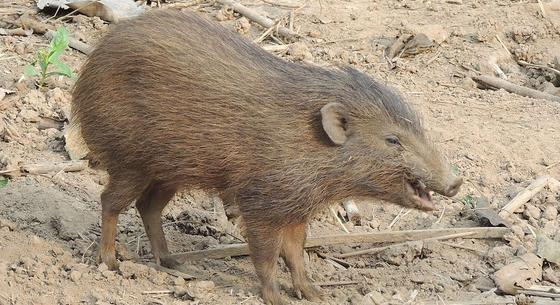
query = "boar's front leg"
xmin=245 ymin=221 xmax=286 ymax=305
xmin=281 ymin=222 xmax=323 ymax=302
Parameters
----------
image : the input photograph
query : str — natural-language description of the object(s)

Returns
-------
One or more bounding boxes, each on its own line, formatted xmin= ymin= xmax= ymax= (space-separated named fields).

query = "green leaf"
xmin=46 ymin=71 xmax=72 ymax=78
xmin=37 ymin=50 xmax=49 ymax=74
xmin=49 ymin=26 xmax=69 ymax=60
xmin=451 ymin=165 xmax=459 ymax=176
xmin=460 ymin=194 xmax=475 ymax=207
xmin=50 ymin=58 xmax=73 ymax=78
xmin=0 ymin=177 xmax=8 ymax=188
xmin=24 ymin=64 xmax=39 ymax=77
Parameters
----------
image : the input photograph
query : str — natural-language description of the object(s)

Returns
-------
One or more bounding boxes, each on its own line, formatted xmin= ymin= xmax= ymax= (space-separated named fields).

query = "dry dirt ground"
xmin=1 ymin=0 xmax=560 ymax=305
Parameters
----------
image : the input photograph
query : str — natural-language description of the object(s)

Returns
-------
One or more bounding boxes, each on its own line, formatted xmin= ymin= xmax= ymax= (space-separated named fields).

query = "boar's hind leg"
xmin=281 ymin=223 xmax=323 ymax=302
xmin=100 ymin=173 xmax=148 ymax=271
xmin=246 ymin=224 xmax=286 ymax=305
xmin=135 ymin=181 xmax=180 ymax=268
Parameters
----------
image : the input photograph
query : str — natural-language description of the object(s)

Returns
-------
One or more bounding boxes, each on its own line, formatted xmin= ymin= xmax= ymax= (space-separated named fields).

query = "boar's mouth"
xmin=405 ymin=179 xmax=434 ymax=211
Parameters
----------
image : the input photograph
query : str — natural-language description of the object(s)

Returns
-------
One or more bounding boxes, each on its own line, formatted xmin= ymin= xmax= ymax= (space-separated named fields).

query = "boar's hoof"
xmin=296 ymin=283 xmax=323 ymax=302
xmin=262 ymin=286 xmax=287 ymax=305
xmin=160 ymin=255 xmax=183 ymax=268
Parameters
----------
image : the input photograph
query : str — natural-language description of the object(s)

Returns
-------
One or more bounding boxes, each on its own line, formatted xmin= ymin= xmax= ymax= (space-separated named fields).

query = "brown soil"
xmin=1 ymin=1 xmax=559 ymax=305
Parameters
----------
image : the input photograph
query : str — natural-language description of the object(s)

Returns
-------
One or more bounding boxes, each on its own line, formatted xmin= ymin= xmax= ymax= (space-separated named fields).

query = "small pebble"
xmin=0 ymin=219 xmax=17 ymax=231
xmin=510 ymin=173 xmax=523 ymax=183
xmin=174 ymin=277 xmax=186 ymax=286
xmin=510 ymin=224 xmax=525 ymax=239
xmin=543 ymin=205 xmax=558 ymax=220
xmin=348 ymin=293 xmax=362 ymax=305
xmin=543 ymin=267 xmax=559 ymax=285
xmin=215 ymin=6 xmax=234 ymax=21
xmin=97 ymin=263 xmax=108 ymax=273
xmin=101 ymin=270 xmax=114 ymax=278
xmin=70 ymin=270 xmax=82 ymax=282
xmin=523 ymin=203 xmax=541 ymax=220
xmin=288 ymin=43 xmax=313 ymax=61
xmin=308 ymin=30 xmax=321 ymax=38
xmin=234 ymin=17 xmax=251 ymax=35
xmin=365 ymin=54 xmax=377 ymax=64
xmin=542 ymin=221 xmax=557 ymax=238
xmin=173 ymin=286 xmax=195 ymax=300
xmin=14 ymin=43 xmax=26 ymax=55
xmin=92 ymin=17 xmax=106 ymax=30
xmin=192 ymin=280 xmax=215 ymax=291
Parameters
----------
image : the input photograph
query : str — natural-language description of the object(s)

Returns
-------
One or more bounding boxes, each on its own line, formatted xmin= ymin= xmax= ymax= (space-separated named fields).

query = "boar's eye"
xmin=385 ymin=136 xmax=401 ymax=146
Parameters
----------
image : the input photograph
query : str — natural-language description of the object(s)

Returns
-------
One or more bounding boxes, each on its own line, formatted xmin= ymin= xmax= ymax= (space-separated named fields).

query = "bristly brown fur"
xmin=72 ymin=9 xmax=458 ymax=305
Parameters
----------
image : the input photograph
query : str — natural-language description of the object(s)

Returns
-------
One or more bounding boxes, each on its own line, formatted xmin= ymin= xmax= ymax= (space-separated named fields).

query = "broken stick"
xmin=0 ymin=28 xmax=32 ymax=36
xmin=167 ymin=227 xmax=510 ymax=263
xmin=472 ymin=75 xmax=560 ymax=103
xmin=518 ymin=60 xmax=560 ymax=77
xmin=261 ymin=0 xmax=303 ymax=8
xmin=336 ymin=231 xmax=475 ymax=258
xmin=0 ymin=161 xmax=87 ymax=175
xmin=45 ymin=30 xmax=93 ymax=55
xmin=261 ymin=44 xmax=291 ymax=52
xmin=316 ymin=280 xmax=359 ymax=287
xmin=417 ymin=298 xmax=516 ymax=305
xmin=330 ymin=207 xmax=349 ymax=233
xmin=144 ymin=262 xmax=195 ymax=279
xmin=499 ymin=176 xmax=550 ymax=217
xmin=20 ymin=160 xmax=88 ymax=175
xmin=216 ymin=0 xmax=299 ymax=39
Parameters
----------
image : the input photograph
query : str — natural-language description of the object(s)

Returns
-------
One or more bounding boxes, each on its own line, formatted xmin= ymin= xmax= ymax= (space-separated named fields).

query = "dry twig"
xmin=167 ymin=227 xmax=510 ymax=263
xmin=23 ymin=160 xmax=88 ymax=175
xmin=537 ymin=0 xmax=547 ymax=18
xmin=517 ymin=60 xmax=560 ymax=76
xmin=495 ymin=35 xmax=511 ymax=57
xmin=499 ymin=176 xmax=550 ymax=217
xmin=472 ymin=75 xmax=560 ymax=103
xmin=0 ymin=28 xmax=32 ymax=36
xmin=336 ymin=231 xmax=475 ymax=258
xmin=426 ymin=49 xmax=442 ymax=65
xmin=435 ymin=205 xmax=446 ymax=224
xmin=0 ymin=160 xmax=88 ymax=175
xmin=142 ymin=290 xmax=173 ymax=295
xmin=316 ymin=280 xmax=359 ymax=287
xmin=546 ymin=161 xmax=560 ymax=170
xmin=315 ymin=252 xmax=350 ymax=268
xmin=438 ymin=241 xmax=486 ymax=254
xmin=330 ymin=207 xmax=349 ymax=233
xmin=388 ymin=208 xmax=405 ymax=229
xmin=262 ymin=44 xmax=292 ymax=52
xmin=216 ymin=0 xmax=298 ymax=38
xmin=168 ymin=0 xmax=206 ymax=8
xmin=261 ymin=0 xmax=303 ymax=8
xmin=144 ymin=262 xmax=195 ymax=279
xmin=418 ymin=299 xmax=516 ymax=305
xmin=45 ymin=30 xmax=93 ymax=55
xmin=254 ymin=14 xmax=287 ymax=43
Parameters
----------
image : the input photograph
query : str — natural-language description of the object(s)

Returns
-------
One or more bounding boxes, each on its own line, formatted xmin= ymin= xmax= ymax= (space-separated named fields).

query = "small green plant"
xmin=460 ymin=194 xmax=475 ymax=207
xmin=24 ymin=26 xmax=74 ymax=87
xmin=0 ymin=177 xmax=7 ymax=189
xmin=451 ymin=164 xmax=460 ymax=176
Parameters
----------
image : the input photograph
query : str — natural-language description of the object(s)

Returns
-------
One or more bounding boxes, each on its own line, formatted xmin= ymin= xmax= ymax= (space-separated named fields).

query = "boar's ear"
xmin=320 ymin=102 xmax=348 ymax=145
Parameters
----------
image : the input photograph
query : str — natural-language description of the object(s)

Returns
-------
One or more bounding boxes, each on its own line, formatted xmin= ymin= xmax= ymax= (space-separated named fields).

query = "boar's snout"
xmin=442 ymin=174 xmax=463 ymax=197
